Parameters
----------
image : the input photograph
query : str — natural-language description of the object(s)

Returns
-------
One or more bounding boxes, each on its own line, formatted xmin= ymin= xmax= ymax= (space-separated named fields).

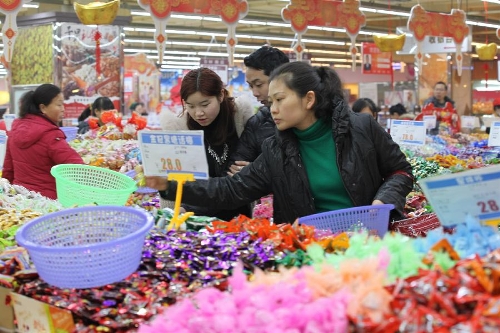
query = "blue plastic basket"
xmin=125 ymin=169 xmax=158 ymax=194
xmin=299 ymin=204 xmax=394 ymax=237
xmin=60 ymin=127 xmax=78 ymax=142
xmin=15 ymin=206 xmax=154 ymax=289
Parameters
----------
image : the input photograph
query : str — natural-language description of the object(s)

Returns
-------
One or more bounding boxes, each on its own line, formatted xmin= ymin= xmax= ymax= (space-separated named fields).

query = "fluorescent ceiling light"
xmin=124 ymin=48 xmax=197 ymax=55
xmin=161 ymin=65 xmax=199 ymax=69
xmin=377 ymin=9 xmax=410 ymax=17
xmin=359 ymin=6 xmax=409 ymax=17
xmin=482 ymin=0 xmax=500 ymax=4
xmin=466 ymin=20 xmax=500 ymax=29
xmin=162 ymin=61 xmax=200 ymax=66
xmin=131 ymin=11 xmax=149 ymax=16
xmin=171 ymin=14 xmax=203 ymax=20
xmin=239 ymin=20 xmax=266 ymax=25
xmin=312 ymin=58 xmax=362 ymax=63
xmin=23 ymin=3 xmax=39 ymax=8
xmin=359 ymin=7 xmax=377 ymax=13
xmin=159 ymin=57 xmax=201 ymax=62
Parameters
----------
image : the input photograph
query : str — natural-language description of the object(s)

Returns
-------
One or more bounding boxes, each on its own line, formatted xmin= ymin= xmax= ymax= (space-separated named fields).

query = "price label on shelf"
xmin=419 ymin=164 xmax=500 ymax=226
xmin=390 ymin=120 xmax=426 ymax=146
xmin=423 ymin=115 xmax=437 ymax=130
xmin=488 ymin=121 xmax=500 ymax=147
xmin=461 ymin=116 xmax=478 ymax=129
xmin=138 ymin=130 xmax=209 ymax=179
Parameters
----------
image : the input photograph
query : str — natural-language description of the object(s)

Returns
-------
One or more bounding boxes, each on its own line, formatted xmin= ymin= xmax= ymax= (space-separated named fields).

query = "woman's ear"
xmin=219 ymin=89 xmax=225 ymax=103
xmin=305 ymin=91 xmax=316 ymax=110
xmin=39 ymin=104 xmax=46 ymax=114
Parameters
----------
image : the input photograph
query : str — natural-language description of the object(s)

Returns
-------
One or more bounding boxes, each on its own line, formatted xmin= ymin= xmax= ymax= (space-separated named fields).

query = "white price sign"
xmin=138 ymin=130 xmax=209 ymax=179
xmin=3 ymin=114 xmax=15 ymax=131
xmin=390 ymin=120 xmax=426 ymax=145
xmin=419 ymin=165 xmax=500 ymax=227
xmin=423 ymin=115 xmax=437 ymax=130
xmin=461 ymin=116 xmax=478 ymax=129
xmin=488 ymin=122 xmax=500 ymax=147
xmin=0 ymin=131 xmax=7 ymax=170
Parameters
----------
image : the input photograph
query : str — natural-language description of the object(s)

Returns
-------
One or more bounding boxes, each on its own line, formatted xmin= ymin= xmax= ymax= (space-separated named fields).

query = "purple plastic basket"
xmin=15 ymin=206 xmax=154 ymax=289
xmin=125 ymin=170 xmax=158 ymax=194
xmin=299 ymin=204 xmax=394 ymax=237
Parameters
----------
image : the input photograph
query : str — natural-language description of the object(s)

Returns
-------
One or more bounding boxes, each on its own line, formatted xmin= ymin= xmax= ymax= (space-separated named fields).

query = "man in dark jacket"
xmin=227 ymin=46 xmax=289 ymax=175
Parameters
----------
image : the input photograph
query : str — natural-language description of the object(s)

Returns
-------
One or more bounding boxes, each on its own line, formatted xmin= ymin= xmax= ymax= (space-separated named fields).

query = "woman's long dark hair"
xmin=269 ymin=62 xmax=345 ymax=123
xmin=19 ymin=84 xmax=61 ymax=118
xmin=180 ymin=67 xmax=236 ymax=145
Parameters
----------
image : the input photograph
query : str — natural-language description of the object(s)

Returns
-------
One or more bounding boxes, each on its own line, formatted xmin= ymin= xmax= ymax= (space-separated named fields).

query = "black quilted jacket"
xmin=160 ymin=99 xmax=413 ymax=223
xmin=228 ymin=106 xmax=276 ymax=164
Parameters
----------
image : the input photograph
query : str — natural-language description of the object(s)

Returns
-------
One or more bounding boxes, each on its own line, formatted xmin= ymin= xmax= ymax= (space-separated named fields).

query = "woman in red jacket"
xmin=2 ymin=84 xmax=84 ymax=199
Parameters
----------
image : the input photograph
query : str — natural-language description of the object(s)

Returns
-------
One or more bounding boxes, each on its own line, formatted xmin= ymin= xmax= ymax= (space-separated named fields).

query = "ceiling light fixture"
xmin=482 ymin=0 xmax=500 ymax=4
xmin=131 ymin=8 xmax=500 ymax=32
xmin=22 ymin=3 xmax=39 ymax=8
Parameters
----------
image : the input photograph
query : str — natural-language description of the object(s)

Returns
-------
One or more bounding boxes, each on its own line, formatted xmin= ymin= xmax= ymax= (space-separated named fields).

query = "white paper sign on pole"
xmin=488 ymin=121 xmax=500 ymax=147
xmin=461 ymin=116 xmax=479 ymax=129
xmin=423 ymin=115 xmax=437 ymax=130
xmin=138 ymin=130 xmax=209 ymax=179
xmin=419 ymin=165 xmax=500 ymax=227
xmin=3 ymin=114 xmax=15 ymax=131
xmin=390 ymin=120 xmax=426 ymax=146
xmin=0 ymin=131 xmax=6 ymax=170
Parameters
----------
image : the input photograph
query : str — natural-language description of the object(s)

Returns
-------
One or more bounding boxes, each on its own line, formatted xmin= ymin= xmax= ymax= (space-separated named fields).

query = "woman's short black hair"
xmin=389 ymin=103 xmax=407 ymax=116
xmin=352 ymin=98 xmax=378 ymax=116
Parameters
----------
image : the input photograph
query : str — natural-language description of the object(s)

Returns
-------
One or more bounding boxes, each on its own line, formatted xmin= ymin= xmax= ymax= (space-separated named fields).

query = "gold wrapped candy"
xmin=373 ymin=34 xmax=406 ymax=52
xmin=74 ymin=0 xmax=120 ymax=25
xmin=476 ymin=43 xmax=498 ymax=61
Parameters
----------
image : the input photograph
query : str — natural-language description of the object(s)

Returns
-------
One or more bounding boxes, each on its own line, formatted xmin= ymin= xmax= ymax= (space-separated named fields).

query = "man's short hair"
xmin=243 ymin=46 xmax=290 ymax=76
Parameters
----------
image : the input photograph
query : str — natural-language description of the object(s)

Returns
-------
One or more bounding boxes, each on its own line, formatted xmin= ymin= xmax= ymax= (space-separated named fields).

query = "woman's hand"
xmin=372 ymin=199 xmax=385 ymax=205
xmin=145 ymin=176 xmax=169 ymax=191
xmin=227 ymin=161 xmax=250 ymax=176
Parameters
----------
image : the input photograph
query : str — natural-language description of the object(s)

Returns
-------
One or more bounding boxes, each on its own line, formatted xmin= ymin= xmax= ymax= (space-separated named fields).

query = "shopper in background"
xmin=352 ymin=97 xmax=378 ymax=119
xmin=77 ymin=97 xmax=115 ymax=134
xmin=227 ymin=46 xmax=289 ymax=176
xmin=159 ymin=67 xmax=254 ymax=221
xmin=423 ymin=81 xmax=455 ymax=108
xmin=148 ymin=62 xmax=413 ymax=223
xmin=77 ymin=105 xmax=92 ymax=123
xmin=389 ymin=103 xmax=408 ymax=119
xmin=2 ymin=84 xmax=84 ymax=199
xmin=130 ymin=102 xmax=148 ymax=116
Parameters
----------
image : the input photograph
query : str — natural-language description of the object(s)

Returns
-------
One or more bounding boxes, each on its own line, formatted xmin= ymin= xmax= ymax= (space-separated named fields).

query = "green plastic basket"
xmin=51 ymin=164 xmax=137 ymax=207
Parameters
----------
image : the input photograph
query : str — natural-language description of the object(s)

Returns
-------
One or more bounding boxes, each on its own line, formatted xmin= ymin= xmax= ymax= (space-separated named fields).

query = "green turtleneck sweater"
xmin=293 ymin=119 xmax=353 ymax=212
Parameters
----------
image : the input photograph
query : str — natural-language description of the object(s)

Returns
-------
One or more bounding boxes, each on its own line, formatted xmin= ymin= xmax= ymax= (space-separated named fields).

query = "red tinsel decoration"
xmin=483 ymin=64 xmax=489 ymax=89
xmin=94 ymin=29 xmax=102 ymax=77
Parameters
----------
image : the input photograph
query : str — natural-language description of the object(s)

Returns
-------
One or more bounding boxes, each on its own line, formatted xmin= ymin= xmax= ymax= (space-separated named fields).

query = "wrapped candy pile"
xmin=15 ymin=229 xmax=283 ymax=331
xmin=0 ymin=179 xmax=62 ymax=250
xmin=84 ymin=111 xmax=147 ymax=141
xmin=138 ymin=262 xmax=352 ymax=333
xmin=140 ymin=217 xmax=500 ymax=333
xmin=69 ymin=139 xmax=139 ymax=171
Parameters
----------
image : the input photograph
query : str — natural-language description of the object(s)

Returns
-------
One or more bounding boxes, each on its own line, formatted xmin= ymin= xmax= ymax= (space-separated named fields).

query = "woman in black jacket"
xmin=147 ymin=62 xmax=413 ymax=223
